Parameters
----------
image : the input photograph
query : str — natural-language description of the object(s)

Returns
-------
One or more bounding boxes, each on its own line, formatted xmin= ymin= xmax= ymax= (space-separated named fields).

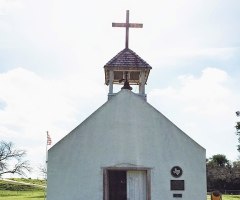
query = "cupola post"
xmin=139 ymin=70 xmax=146 ymax=95
xmin=108 ymin=70 xmax=114 ymax=94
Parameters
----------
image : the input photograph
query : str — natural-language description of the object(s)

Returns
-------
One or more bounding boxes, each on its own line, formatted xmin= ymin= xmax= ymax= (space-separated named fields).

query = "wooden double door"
xmin=107 ymin=170 xmax=147 ymax=200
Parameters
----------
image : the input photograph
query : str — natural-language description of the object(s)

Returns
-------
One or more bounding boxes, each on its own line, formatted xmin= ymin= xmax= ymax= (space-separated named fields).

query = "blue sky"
xmin=0 ymin=0 xmax=240 ymax=178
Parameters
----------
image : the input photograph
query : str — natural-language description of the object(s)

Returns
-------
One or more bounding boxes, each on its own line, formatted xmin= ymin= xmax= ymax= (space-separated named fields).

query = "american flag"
xmin=47 ymin=132 xmax=52 ymax=145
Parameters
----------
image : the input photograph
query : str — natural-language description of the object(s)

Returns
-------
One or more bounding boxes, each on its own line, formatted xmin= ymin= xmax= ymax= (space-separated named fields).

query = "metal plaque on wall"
xmin=173 ymin=193 xmax=183 ymax=198
xmin=170 ymin=180 xmax=185 ymax=190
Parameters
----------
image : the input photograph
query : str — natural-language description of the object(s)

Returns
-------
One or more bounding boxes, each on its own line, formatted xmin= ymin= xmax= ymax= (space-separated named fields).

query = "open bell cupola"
xmin=104 ymin=10 xmax=152 ymax=101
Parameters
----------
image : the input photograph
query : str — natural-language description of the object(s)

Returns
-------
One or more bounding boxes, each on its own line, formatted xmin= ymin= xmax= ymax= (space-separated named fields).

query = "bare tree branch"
xmin=0 ymin=141 xmax=31 ymax=177
xmin=38 ymin=164 xmax=47 ymax=180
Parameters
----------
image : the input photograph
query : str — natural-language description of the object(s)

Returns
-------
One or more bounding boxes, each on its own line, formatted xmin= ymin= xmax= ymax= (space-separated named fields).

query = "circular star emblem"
xmin=171 ymin=166 xmax=183 ymax=178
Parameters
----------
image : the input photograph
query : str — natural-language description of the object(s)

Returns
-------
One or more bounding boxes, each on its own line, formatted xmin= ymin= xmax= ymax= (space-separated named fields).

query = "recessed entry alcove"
xmin=103 ymin=167 xmax=151 ymax=200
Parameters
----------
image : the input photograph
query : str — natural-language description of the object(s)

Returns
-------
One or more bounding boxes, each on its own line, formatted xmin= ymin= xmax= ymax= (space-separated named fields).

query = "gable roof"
xmin=50 ymin=89 xmax=205 ymax=153
xmin=104 ymin=48 xmax=152 ymax=69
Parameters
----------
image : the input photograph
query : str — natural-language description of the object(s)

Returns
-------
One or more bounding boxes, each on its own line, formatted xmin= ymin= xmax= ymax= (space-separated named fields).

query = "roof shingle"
xmin=104 ymin=48 xmax=152 ymax=69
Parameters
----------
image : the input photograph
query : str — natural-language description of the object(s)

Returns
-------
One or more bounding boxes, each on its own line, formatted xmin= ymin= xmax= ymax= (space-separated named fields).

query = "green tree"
xmin=208 ymin=154 xmax=230 ymax=167
xmin=230 ymin=161 xmax=240 ymax=190
xmin=0 ymin=141 xmax=31 ymax=177
xmin=206 ymin=154 xmax=231 ymax=191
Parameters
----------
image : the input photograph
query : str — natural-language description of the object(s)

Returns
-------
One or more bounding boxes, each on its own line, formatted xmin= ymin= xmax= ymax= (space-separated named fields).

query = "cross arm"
xmin=112 ymin=23 xmax=143 ymax=28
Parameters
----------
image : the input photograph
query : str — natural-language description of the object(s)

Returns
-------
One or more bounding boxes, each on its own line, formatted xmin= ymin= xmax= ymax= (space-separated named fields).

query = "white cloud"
xmin=148 ymin=67 xmax=240 ymax=160
xmin=0 ymin=67 xmax=106 ymax=139
xmin=0 ymin=67 xmax=106 ymax=177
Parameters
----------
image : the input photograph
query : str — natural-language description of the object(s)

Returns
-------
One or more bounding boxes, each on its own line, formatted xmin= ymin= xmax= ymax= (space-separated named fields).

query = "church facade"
xmin=47 ymin=10 xmax=206 ymax=200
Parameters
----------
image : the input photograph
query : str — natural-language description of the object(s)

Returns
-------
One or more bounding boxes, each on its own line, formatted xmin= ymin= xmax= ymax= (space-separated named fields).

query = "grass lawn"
xmin=0 ymin=190 xmax=45 ymax=200
xmin=9 ymin=178 xmax=46 ymax=186
xmin=207 ymin=195 xmax=240 ymax=200
xmin=0 ymin=179 xmax=45 ymax=199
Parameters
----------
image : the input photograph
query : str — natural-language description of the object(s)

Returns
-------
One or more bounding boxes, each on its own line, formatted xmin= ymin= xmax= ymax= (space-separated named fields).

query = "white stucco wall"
xmin=47 ymin=89 xmax=206 ymax=200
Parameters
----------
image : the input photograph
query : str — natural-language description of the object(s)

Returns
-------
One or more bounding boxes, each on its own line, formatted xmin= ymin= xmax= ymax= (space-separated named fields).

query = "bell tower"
xmin=104 ymin=10 xmax=152 ymax=100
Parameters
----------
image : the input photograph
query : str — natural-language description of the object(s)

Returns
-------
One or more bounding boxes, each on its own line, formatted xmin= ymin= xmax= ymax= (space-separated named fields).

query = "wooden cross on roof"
xmin=112 ymin=10 xmax=143 ymax=49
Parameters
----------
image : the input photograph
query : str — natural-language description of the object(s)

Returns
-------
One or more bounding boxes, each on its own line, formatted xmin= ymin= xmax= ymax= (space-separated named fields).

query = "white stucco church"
xmin=47 ymin=10 xmax=206 ymax=200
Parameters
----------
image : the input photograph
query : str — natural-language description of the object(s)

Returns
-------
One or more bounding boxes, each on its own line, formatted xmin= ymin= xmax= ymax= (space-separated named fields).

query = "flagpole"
xmin=44 ymin=131 xmax=48 ymax=200
xmin=45 ymin=131 xmax=52 ymax=200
